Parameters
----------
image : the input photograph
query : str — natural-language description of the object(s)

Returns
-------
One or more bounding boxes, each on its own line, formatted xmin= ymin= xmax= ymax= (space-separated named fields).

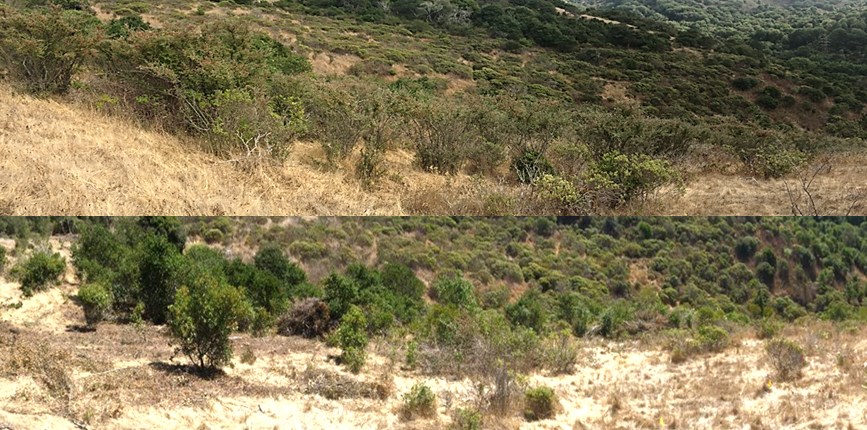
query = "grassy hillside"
xmin=0 ymin=0 xmax=864 ymax=214
xmin=2 ymin=88 xmax=864 ymax=215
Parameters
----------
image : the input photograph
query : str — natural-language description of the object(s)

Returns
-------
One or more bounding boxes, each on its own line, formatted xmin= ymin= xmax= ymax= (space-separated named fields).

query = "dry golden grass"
xmin=1 ymin=87 xmax=864 ymax=216
xmin=0 ymin=88 xmax=406 ymax=215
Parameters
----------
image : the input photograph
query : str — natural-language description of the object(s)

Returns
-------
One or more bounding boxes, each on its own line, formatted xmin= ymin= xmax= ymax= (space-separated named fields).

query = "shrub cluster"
xmin=13 ymin=250 xmax=66 ymax=297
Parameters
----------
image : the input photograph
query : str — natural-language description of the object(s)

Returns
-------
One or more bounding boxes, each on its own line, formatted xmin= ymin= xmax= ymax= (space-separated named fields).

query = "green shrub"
xmin=167 ymin=277 xmax=249 ymax=370
xmin=534 ymin=174 xmax=589 ymax=214
xmin=542 ymin=329 xmax=578 ymax=375
xmin=335 ymin=305 xmax=369 ymax=374
xmin=588 ymin=151 xmax=680 ymax=208
xmin=15 ymin=250 xmax=66 ymax=297
xmin=78 ymin=283 xmax=113 ymax=327
xmin=505 ymin=289 xmax=549 ymax=333
xmin=405 ymin=340 xmax=418 ymax=369
xmin=0 ymin=6 xmax=102 ymax=94
xmin=695 ymin=325 xmax=730 ymax=352
xmin=108 ymin=20 xmax=309 ymax=160
xmin=202 ymin=228 xmax=224 ymax=244
xmin=731 ymin=76 xmax=760 ymax=91
xmin=756 ymin=318 xmax=782 ymax=339
xmin=431 ymin=274 xmax=478 ymax=309
xmin=765 ymin=338 xmax=806 ymax=381
xmin=401 ymin=383 xmax=437 ymax=420
xmin=451 ymin=408 xmax=481 ymax=430
xmin=139 ymin=234 xmax=185 ymax=324
xmin=288 ymin=241 xmax=327 ymax=260
xmin=254 ymin=244 xmax=306 ymax=287
xmin=0 ymin=246 xmax=6 ymax=272
xmin=106 ymin=14 xmax=150 ymax=39
xmin=524 ymin=386 xmax=558 ymax=421
xmin=323 ymin=273 xmax=360 ymax=321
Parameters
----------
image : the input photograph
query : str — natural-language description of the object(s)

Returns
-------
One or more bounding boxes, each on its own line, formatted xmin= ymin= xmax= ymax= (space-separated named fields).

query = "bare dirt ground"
xmin=1 ymin=246 xmax=866 ymax=430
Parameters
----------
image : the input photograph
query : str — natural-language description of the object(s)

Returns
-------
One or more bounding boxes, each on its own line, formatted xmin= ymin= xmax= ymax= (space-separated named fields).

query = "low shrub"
xmin=587 ymin=151 xmax=680 ymax=208
xmin=755 ymin=318 xmax=783 ymax=339
xmin=731 ymin=76 xmax=760 ymax=91
xmin=401 ymin=383 xmax=437 ymax=420
xmin=765 ymin=338 xmax=806 ymax=381
xmin=542 ymin=329 xmax=578 ymax=375
xmin=512 ymin=149 xmax=554 ymax=184
xmin=14 ymin=250 xmax=66 ymax=297
xmin=334 ymin=305 xmax=369 ymax=374
xmin=167 ymin=278 xmax=250 ymax=370
xmin=203 ymin=228 xmax=224 ymax=244
xmin=0 ymin=246 xmax=6 ymax=272
xmin=431 ymin=275 xmax=478 ymax=309
xmin=78 ymin=283 xmax=113 ymax=327
xmin=524 ymin=386 xmax=558 ymax=421
xmin=451 ymin=408 xmax=482 ymax=430
xmin=695 ymin=325 xmax=730 ymax=352
xmin=405 ymin=98 xmax=478 ymax=174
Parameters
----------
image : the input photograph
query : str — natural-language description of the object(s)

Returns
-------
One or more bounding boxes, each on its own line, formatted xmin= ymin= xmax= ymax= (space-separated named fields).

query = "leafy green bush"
xmin=106 ymin=20 xmax=310 ymax=160
xmin=431 ymin=274 xmax=478 ymax=309
xmin=588 ymin=151 xmax=680 ymax=208
xmin=167 ymin=277 xmax=249 ymax=370
xmin=524 ymin=386 xmax=558 ymax=421
xmin=512 ymin=149 xmax=554 ymax=185
xmin=334 ymin=305 xmax=369 ymax=373
xmin=139 ymin=234 xmax=185 ymax=324
xmin=755 ymin=318 xmax=782 ymax=339
xmin=765 ymin=338 xmax=806 ymax=381
xmin=400 ymin=383 xmax=437 ymax=420
xmin=695 ymin=325 xmax=730 ymax=352
xmin=0 ymin=246 xmax=6 ymax=272
xmin=734 ymin=237 xmax=759 ymax=261
xmin=731 ymin=76 xmax=760 ymax=91
xmin=203 ymin=228 xmax=224 ymax=244
xmin=106 ymin=14 xmax=150 ymax=39
xmin=0 ymin=6 xmax=102 ymax=94
xmin=78 ymin=283 xmax=113 ymax=327
xmin=451 ymin=408 xmax=481 ymax=430
xmin=506 ymin=289 xmax=549 ymax=333
xmin=15 ymin=250 xmax=66 ymax=297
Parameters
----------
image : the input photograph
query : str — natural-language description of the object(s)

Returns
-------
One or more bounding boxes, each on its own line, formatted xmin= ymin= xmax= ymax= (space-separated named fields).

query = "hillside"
xmin=0 ymin=0 xmax=865 ymax=215
xmin=0 ymin=217 xmax=866 ymax=429
xmin=1 ymin=88 xmax=865 ymax=216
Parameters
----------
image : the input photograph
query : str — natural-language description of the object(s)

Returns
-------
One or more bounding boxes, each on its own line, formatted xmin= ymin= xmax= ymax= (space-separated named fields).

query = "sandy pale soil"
xmin=1 ymin=244 xmax=865 ymax=430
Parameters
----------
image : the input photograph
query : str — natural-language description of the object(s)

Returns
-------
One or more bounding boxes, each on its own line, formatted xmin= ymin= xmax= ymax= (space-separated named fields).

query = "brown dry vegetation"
xmin=1 ymin=242 xmax=866 ymax=429
xmin=1 ymin=88 xmax=864 ymax=216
